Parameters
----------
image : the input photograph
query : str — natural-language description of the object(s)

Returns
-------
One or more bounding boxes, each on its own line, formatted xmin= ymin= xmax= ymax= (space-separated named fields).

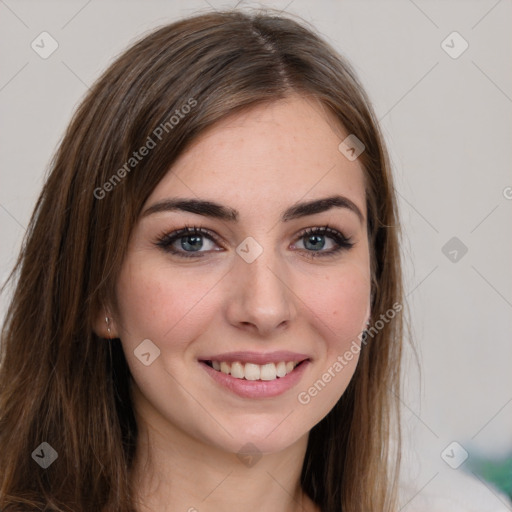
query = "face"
xmin=109 ymin=95 xmax=371 ymax=455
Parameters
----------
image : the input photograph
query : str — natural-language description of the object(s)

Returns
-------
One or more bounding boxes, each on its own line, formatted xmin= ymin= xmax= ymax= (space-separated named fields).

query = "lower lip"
xmin=199 ymin=360 xmax=310 ymax=399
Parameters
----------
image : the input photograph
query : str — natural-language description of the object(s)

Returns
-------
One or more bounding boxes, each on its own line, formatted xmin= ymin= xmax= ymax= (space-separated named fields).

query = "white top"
xmin=399 ymin=468 xmax=511 ymax=512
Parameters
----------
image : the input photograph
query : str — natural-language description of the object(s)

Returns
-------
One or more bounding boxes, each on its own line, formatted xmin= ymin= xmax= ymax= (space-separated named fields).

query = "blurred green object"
xmin=466 ymin=454 xmax=512 ymax=499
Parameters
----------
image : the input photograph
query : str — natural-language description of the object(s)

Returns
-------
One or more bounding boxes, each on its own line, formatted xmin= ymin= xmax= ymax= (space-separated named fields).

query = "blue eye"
xmin=155 ymin=224 xmax=354 ymax=259
xmin=294 ymin=226 xmax=354 ymax=258
xmin=155 ymin=226 xmax=220 ymax=258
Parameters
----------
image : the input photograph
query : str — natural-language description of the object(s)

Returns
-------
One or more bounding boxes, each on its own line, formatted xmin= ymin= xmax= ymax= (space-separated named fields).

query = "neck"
xmin=129 ymin=388 xmax=317 ymax=512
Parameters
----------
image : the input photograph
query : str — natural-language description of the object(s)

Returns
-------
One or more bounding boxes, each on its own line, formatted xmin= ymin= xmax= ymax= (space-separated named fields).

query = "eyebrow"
xmin=141 ymin=194 xmax=365 ymax=225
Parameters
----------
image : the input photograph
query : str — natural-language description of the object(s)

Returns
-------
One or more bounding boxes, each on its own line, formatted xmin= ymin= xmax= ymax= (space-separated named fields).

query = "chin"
xmin=202 ymin=414 xmax=312 ymax=457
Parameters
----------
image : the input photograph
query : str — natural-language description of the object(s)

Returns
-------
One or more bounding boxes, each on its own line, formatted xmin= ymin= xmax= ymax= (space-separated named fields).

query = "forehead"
xmin=147 ymin=95 xmax=366 ymax=216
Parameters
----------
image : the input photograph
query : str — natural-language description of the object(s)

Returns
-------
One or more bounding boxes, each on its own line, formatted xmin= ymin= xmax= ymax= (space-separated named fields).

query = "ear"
xmin=92 ymin=307 xmax=119 ymax=339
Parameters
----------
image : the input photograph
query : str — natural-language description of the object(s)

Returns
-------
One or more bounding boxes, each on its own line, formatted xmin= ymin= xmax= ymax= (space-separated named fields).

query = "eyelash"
xmin=154 ymin=224 xmax=354 ymax=259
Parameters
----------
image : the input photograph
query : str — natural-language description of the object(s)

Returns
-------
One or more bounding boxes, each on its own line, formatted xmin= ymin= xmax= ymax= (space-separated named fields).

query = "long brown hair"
xmin=0 ymin=9 xmax=404 ymax=511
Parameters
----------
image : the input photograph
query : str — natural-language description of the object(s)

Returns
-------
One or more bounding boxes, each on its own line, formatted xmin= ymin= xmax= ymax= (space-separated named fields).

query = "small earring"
xmin=105 ymin=316 xmax=112 ymax=338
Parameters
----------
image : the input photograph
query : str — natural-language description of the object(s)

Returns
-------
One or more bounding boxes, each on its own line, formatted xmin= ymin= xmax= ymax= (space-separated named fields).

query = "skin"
xmin=95 ymin=94 xmax=371 ymax=511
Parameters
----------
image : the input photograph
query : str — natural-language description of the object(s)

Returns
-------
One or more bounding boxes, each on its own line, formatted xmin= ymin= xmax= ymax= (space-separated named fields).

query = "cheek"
xmin=293 ymin=264 xmax=370 ymax=414
xmin=301 ymin=262 xmax=371 ymax=347
xmin=114 ymin=259 xmax=217 ymax=355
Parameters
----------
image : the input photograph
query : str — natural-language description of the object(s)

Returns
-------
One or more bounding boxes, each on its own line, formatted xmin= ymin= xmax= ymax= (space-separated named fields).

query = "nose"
xmin=224 ymin=249 xmax=297 ymax=337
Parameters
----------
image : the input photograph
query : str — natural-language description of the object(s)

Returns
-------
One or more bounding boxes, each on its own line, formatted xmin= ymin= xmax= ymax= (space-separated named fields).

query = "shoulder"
xmin=399 ymin=468 xmax=511 ymax=512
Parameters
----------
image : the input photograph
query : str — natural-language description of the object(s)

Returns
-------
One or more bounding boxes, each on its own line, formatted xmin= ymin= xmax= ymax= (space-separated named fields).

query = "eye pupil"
xmin=157 ymin=225 xmax=351 ymax=259
xmin=181 ymin=235 xmax=203 ymax=251
xmin=304 ymin=234 xmax=325 ymax=251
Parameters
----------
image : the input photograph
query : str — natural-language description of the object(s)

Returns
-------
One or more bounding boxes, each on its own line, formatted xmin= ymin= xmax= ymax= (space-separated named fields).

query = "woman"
xmin=0 ymin=9 xmax=404 ymax=512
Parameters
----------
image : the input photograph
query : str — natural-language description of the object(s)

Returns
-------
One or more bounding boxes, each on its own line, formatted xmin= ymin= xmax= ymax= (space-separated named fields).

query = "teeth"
xmin=276 ymin=361 xmax=287 ymax=378
xmin=208 ymin=360 xmax=301 ymax=380
xmin=230 ymin=361 xmax=244 ymax=379
xmin=244 ymin=363 xmax=260 ymax=381
xmin=260 ymin=363 xmax=276 ymax=381
xmin=220 ymin=361 xmax=230 ymax=375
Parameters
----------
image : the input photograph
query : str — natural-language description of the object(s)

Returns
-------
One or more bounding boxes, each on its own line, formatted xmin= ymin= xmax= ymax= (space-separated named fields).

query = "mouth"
xmin=198 ymin=352 xmax=311 ymax=398
xmin=201 ymin=359 xmax=308 ymax=381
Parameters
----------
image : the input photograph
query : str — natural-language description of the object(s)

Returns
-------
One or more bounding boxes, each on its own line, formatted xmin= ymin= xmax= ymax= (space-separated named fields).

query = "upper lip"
xmin=198 ymin=351 xmax=311 ymax=365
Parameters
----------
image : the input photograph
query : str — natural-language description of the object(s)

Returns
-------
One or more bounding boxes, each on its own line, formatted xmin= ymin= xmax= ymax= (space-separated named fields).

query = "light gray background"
xmin=1 ymin=0 xmax=511 ymax=509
